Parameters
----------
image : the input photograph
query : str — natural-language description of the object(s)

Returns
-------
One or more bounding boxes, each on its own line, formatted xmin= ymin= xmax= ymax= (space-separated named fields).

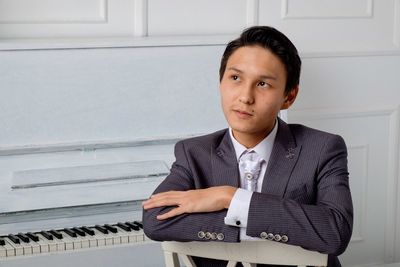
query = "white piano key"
xmin=90 ymin=228 xmax=106 ymax=247
xmin=0 ymin=245 xmax=7 ymax=258
xmin=111 ymin=232 xmax=121 ymax=245
xmin=81 ymin=229 xmax=97 ymax=248
xmin=105 ymin=235 xmax=113 ymax=246
xmin=88 ymin=237 xmax=98 ymax=248
xmin=2 ymin=239 xmax=15 ymax=257
xmin=45 ymin=232 xmax=66 ymax=252
xmin=20 ymin=240 xmax=33 ymax=255
xmin=72 ymin=237 xmax=82 ymax=250
xmin=31 ymin=241 xmax=41 ymax=254
xmin=4 ymin=238 xmax=23 ymax=256
xmin=65 ymin=237 xmax=75 ymax=251
xmin=131 ymin=229 xmax=145 ymax=242
xmin=79 ymin=236 xmax=90 ymax=249
xmin=115 ymin=228 xmax=130 ymax=244
xmin=35 ymin=234 xmax=50 ymax=253
xmin=118 ymin=228 xmax=139 ymax=243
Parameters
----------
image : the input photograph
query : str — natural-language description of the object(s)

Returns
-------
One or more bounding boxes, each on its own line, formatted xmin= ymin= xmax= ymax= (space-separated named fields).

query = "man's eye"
xmin=258 ymin=81 xmax=268 ymax=87
xmin=231 ymin=75 xmax=239 ymax=81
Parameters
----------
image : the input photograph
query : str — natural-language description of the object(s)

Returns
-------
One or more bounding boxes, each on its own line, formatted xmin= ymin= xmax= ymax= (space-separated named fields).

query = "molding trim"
xmin=290 ymin=106 xmax=400 ymax=262
xmin=394 ymin=0 xmax=400 ymax=48
xmin=385 ymin=106 xmax=400 ymax=262
xmin=133 ymin=0 xmax=148 ymax=37
xmin=290 ymin=106 xmax=398 ymax=120
xmin=0 ymin=134 xmax=201 ymax=157
xmin=246 ymin=0 xmax=259 ymax=27
xmin=1 ymin=36 xmax=400 ymax=57
xmin=347 ymin=144 xmax=369 ymax=243
xmin=0 ymin=0 xmax=108 ymax=24
xmin=281 ymin=0 xmax=374 ymax=19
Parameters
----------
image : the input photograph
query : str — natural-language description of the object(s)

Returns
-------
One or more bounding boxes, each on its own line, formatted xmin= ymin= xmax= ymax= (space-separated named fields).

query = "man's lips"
xmin=233 ymin=109 xmax=253 ymax=118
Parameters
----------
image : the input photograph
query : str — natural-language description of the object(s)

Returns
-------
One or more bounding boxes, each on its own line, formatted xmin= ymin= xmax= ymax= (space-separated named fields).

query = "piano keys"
xmin=0 ymin=221 xmax=147 ymax=259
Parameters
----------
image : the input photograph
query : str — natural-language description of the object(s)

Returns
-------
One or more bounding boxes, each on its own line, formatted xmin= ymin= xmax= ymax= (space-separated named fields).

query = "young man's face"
xmin=219 ymin=45 xmax=297 ymax=146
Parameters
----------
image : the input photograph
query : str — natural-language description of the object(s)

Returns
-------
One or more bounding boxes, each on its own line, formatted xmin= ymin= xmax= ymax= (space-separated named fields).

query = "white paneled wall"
xmin=1 ymin=1 xmax=400 ymax=266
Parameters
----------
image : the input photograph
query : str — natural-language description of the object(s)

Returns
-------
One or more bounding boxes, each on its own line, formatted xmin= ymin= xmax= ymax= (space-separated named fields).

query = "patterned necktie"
xmin=239 ymin=151 xmax=263 ymax=191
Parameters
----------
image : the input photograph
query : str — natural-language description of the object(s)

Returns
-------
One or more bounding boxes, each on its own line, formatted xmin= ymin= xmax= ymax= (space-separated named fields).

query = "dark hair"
xmin=219 ymin=26 xmax=301 ymax=94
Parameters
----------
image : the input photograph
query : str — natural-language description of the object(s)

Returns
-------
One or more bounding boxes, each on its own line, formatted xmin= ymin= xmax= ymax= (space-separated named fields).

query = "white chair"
xmin=162 ymin=240 xmax=327 ymax=267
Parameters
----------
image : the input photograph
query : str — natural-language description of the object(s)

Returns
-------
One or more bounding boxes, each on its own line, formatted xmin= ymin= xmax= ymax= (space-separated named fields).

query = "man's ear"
xmin=281 ymin=86 xmax=299 ymax=110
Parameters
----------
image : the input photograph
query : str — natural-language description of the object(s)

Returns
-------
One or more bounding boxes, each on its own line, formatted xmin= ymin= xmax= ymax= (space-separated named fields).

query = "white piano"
xmin=0 ymin=140 xmax=177 ymax=267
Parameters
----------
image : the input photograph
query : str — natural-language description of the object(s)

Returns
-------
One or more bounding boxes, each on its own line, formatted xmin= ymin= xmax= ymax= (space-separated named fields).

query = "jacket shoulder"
xmin=177 ymin=129 xmax=228 ymax=149
xmin=287 ymin=123 xmax=345 ymax=146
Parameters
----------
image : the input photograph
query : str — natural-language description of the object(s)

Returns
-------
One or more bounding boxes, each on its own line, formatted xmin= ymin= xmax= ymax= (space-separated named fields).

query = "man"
xmin=142 ymin=26 xmax=353 ymax=267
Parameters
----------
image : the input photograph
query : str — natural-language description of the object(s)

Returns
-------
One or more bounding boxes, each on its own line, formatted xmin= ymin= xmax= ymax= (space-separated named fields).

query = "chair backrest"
xmin=162 ymin=240 xmax=327 ymax=267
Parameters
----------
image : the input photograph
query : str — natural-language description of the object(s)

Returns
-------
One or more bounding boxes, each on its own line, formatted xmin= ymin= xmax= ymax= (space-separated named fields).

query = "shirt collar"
xmin=229 ymin=119 xmax=278 ymax=162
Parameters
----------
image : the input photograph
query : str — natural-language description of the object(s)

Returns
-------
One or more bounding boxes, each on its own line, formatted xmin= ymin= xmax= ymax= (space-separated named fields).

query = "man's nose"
xmin=238 ymin=83 xmax=254 ymax=104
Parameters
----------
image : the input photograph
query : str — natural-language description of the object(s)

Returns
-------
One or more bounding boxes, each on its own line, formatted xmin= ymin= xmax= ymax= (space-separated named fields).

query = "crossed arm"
xmin=142 ymin=186 xmax=237 ymax=220
xmin=142 ymin=136 xmax=353 ymax=255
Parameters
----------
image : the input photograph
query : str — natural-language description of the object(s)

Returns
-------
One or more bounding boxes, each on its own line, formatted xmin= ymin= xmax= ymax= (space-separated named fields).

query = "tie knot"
xmin=240 ymin=150 xmax=262 ymax=163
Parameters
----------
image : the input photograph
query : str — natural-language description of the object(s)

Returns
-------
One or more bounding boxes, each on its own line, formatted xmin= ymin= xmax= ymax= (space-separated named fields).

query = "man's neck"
xmin=231 ymin=119 xmax=278 ymax=148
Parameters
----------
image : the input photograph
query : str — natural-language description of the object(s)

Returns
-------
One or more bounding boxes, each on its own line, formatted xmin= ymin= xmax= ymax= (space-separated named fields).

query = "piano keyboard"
xmin=0 ymin=221 xmax=147 ymax=259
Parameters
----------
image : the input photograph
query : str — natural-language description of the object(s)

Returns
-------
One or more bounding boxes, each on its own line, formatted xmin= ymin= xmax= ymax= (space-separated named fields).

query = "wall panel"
xmin=282 ymin=0 xmax=373 ymax=19
xmin=0 ymin=0 xmax=107 ymax=23
xmin=0 ymin=0 xmax=135 ymax=38
xmin=147 ymin=0 xmax=246 ymax=36
xmin=259 ymin=0 xmax=398 ymax=53
xmin=289 ymin=108 xmax=399 ymax=265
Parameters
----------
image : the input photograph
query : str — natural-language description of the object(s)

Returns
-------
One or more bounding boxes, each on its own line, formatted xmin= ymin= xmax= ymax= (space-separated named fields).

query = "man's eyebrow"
xmin=227 ymin=67 xmax=277 ymax=80
xmin=226 ymin=67 xmax=243 ymax=73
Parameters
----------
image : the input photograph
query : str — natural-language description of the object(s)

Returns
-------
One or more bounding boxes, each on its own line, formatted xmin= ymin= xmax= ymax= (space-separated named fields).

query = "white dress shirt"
xmin=224 ymin=121 xmax=278 ymax=240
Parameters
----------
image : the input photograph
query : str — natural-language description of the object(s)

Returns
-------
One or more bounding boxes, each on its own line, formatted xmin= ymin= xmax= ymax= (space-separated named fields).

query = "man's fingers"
xmin=156 ymin=207 xmax=184 ymax=220
xmin=142 ymin=192 xmax=185 ymax=210
xmin=143 ymin=198 xmax=178 ymax=210
xmin=150 ymin=191 xmax=183 ymax=199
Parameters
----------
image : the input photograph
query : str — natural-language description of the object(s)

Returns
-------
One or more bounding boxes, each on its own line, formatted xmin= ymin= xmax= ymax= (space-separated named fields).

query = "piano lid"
xmin=0 ymin=159 xmax=169 ymax=214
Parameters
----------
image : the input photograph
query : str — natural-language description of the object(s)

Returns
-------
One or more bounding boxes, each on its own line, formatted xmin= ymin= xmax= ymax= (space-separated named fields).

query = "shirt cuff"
xmin=224 ymin=188 xmax=253 ymax=228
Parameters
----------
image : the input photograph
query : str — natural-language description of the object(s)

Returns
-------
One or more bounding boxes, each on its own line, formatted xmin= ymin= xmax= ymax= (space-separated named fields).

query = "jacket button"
xmin=267 ymin=233 xmax=274 ymax=240
xmin=205 ymin=232 xmax=212 ymax=240
xmin=217 ymin=233 xmax=224 ymax=241
xmin=274 ymin=234 xmax=282 ymax=242
xmin=211 ymin=232 xmax=217 ymax=240
xmin=197 ymin=231 xmax=205 ymax=239
xmin=260 ymin=232 xmax=268 ymax=239
xmin=235 ymin=220 xmax=241 ymax=226
xmin=281 ymin=235 xmax=289 ymax=243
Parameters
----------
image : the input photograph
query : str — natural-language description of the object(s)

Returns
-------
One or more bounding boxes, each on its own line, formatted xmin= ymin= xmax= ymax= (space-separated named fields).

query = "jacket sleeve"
xmin=142 ymin=141 xmax=239 ymax=243
xmin=246 ymin=134 xmax=353 ymax=256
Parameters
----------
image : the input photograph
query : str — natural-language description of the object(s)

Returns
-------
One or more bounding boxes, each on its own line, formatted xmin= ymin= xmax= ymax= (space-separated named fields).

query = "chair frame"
xmin=162 ymin=240 xmax=327 ymax=267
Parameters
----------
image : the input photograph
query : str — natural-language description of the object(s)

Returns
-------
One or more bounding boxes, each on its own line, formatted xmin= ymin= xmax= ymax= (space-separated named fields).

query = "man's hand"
xmin=142 ymin=186 xmax=237 ymax=220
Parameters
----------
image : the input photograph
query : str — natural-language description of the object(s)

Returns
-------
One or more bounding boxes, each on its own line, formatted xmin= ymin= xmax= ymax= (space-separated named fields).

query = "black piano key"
xmin=63 ymin=228 xmax=77 ymax=238
xmin=17 ymin=233 xmax=30 ymax=243
xmin=26 ymin=232 xmax=39 ymax=242
xmin=0 ymin=239 xmax=5 ymax=246
xmin=49 ymin=230 xmax=63 ymax=240
xmin=133 ymin=221 xmax=143 ymax=229
xmin=40 ymin=231 xmax=54 ymax=240
xmin=103 ymin=224 xmax=118 ymax=233
xmin=8 ymin=234 xmax=20 ymax=244
xmin=116 ymin=222 xmax=131 ymax=232
xmin=94 ymin=225 xmax=108 ymax=234
xmin=71 ymin=227 xmax=86 ymax=237
xmin=80 ymin=226 xmax=95 ymax=236
xmin=125 ymin=222 xmax=140 ymax=231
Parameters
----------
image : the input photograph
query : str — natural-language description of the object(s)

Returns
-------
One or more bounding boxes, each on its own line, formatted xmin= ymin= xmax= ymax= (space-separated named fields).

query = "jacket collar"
xmin=261 ymin=118 xmax=302 ymax=196
xmin=211 ymin=118 xmax=301 ymax=197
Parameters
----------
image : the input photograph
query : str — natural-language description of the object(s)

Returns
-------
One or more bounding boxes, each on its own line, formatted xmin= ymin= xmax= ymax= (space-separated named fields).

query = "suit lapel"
xmin=211 ymin=130 xmax=240 ymax=187
xmin=261 ymin=118 xmax=302 ymax=197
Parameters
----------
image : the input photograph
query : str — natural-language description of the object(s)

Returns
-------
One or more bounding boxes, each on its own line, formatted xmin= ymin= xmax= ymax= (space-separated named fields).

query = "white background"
xmin=0 ymin=0 xmax=400 ymax=266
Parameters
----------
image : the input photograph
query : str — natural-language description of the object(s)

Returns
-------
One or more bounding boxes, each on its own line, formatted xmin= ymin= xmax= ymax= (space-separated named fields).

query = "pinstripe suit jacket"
xmin=143 ymin=118 xmax=353 ymax=267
